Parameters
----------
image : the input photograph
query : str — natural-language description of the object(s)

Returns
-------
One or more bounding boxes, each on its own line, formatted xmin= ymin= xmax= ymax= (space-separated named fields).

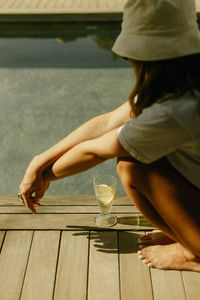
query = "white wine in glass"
xmin=94 ymin=175 xmax=117 ymax=227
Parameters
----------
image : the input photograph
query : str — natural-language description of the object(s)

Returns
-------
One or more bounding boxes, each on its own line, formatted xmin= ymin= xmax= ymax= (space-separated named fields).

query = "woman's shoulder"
xmin=155 ymin=90 xmax=200 ymax=135
xmin=157 ymin=90 xmax=199 ymax=113
xmin=157 ymin=89 xmax=200 ymax=107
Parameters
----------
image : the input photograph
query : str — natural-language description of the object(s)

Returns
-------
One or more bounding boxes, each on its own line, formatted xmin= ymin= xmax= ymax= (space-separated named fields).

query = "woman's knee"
xmin=117 ymin=158 xmax=133 ymax=178
xmin=116 ymin=158 xmax=144 ymax=186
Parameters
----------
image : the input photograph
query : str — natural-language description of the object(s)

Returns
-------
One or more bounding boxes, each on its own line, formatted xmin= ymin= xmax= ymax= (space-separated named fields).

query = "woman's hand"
xmin=19 ymin=170 xmax=50 ymax=214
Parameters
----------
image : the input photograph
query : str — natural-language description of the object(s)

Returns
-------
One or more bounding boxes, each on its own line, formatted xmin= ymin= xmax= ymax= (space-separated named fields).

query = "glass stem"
xmin=101 ymin=211 xmax=110 ymax=215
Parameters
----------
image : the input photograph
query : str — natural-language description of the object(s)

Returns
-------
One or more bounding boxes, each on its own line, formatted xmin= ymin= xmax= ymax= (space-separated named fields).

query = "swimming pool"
xmin=0 ymin=22 xmax=132 ymax=196
xmin=0 ymin=22 xmax=129 ymax=68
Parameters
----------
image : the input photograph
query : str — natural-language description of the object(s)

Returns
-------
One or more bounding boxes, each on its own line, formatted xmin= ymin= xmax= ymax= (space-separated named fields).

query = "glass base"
xmin=94 ymin=213 xmax=117 ymax=227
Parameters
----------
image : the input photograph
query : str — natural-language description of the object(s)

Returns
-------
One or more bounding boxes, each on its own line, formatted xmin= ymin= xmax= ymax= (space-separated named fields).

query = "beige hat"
xmin=112 ymin=0 xmax=200 ymax=61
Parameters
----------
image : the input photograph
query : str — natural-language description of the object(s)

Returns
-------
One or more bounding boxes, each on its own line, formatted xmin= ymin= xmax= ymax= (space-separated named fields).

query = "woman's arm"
xmin=30 ymin=101 xmax=131 ymax=170
xmin=19 ymin=101 xmax=132 ymax=213
xmin=43 ymin=128 xmax=130 ymax=181
xmin=20 ymin=129 xmax=128 ymax=214
xmin=20 ymin=100 xmax=131 ymax=185
xmin=20 ymin=129 xmax=127 ymax=212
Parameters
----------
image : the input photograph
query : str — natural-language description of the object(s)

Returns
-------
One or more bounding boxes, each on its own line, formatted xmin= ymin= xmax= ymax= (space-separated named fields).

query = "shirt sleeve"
xmin=117 ymin=102 xmax=191 ymax=163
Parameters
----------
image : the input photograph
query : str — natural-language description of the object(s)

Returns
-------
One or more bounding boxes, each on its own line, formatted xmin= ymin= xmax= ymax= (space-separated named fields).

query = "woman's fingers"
xmin=22 ymin=195 xmax=37 ymax=214
xmin=35 ymin=191 xmax=44 ymax=202
xmin=19 ymin=179 xmax=50 ymax=213
xmin=19 ymin=191 xmax=37 ymax=214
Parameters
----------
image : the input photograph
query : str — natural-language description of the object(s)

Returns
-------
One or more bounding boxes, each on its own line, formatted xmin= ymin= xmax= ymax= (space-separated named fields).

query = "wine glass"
xmin=93 ymin=175 xmax=117 ymax=227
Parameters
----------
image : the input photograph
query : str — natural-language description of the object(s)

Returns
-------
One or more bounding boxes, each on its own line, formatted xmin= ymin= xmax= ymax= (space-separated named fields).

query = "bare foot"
xmin=138 ymin=242 xmax=200 ymax=271
xmin=138 ymin=230 xmax=175 ymax=246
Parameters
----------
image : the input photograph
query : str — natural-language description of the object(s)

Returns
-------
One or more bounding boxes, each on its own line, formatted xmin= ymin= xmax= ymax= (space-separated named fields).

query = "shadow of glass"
xmin=117 ymin=215 xmax=155 ymax=229
xmin=65 ymin=214 xmax=155 ymax=232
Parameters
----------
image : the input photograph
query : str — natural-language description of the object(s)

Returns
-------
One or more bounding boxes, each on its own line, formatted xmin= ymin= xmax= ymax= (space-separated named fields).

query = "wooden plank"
xmin=0 ymin=0 xmax=199 ymax=12
xmin=196 ymin=0 xmax=200 ymax=11
xmin=0 ymin=0 xmax=199 ymax=23
xmin=20 ymin=231 xmax=60 ymax=300
xmin=23 ymin=0 xmax=36 ymax=9
xmin=54 ymin=231 xmax=88 ymax=300
xmin=53 ymin=0 xmax=66 ymax=9
xmin=151 ymin=268 xmax=186 ymax=300
xmin=0 ymin=205 xmax=138 ymax=214
xmin=119 ymin=231 xmax=153 ymax=300
xmin=88 ymin=231 xmax=120 ymax=300
xmin=0 ymin=195 xmax=132 ymax=206
xmin=0 ymin=213 xmax=155 ymax=230
xmin=0 ymin=0 xmax=6 ymax=6
xmin=1 ymin=0 xmax=16 ymax=9
xmin=44 ymin=0 xmax=57 ymax=9
xmin=38 ymin=0 xmax=50 ymax=9
xmin=24 ymin=0 xmax=41 ymax=9
xmin=10 ymin=0 xmax=25 ymax=9
xmin=182 ymin=271 xmax=200 ymax=300
xmin=117 ymin=214 xmax=155 ymax=229
xmin=63 ymin=0 xmax=73 ymax=9
xmin=0 ymin=231 xmax=33 ymax=300
xmin=0 ymin=0 xmax=126 ymax=12
xmin=0 ymin=230 xmax=6 ymax=250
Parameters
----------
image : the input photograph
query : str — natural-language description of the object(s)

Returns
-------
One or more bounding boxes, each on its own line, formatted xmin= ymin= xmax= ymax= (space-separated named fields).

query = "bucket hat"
xmin=112 ymin=0 xmax=200 ymax=61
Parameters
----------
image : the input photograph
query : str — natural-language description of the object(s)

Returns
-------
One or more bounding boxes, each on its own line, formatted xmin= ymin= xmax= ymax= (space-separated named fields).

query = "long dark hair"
xmin=129 ymin=54 xmax=200 ymax=116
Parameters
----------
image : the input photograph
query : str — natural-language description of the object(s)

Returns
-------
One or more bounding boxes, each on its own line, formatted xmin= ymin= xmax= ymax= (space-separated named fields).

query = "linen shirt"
xmin=118 ymin=91 xmax=200 ymax=189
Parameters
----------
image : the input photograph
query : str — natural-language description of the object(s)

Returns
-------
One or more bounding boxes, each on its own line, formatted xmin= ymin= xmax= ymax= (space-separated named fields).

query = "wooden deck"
xmin=0 ymin=0 xmax=199 ymax=22
xmin=0 ymin=0 xmax=126 ymax=22
xmin=0 ymin=195 xmax=200 ymax=300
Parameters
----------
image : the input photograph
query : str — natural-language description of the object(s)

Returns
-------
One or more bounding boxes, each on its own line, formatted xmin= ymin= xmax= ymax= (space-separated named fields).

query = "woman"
xmin=19 ymin=0 xmax=200 ymax=271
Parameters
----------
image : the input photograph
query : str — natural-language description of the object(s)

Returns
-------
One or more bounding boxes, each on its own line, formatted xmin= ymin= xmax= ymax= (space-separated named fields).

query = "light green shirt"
xmin=118 ymin=91 xmax=200 ymax=189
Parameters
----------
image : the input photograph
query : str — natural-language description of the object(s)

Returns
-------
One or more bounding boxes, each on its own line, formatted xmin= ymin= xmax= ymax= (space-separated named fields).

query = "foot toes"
xmin=138 ymin=248 xmax=148 ymax=255
xmin=139 ymin=235 xmax=152 ymax=241
xmin=138 ymin=254 xmax=144 ymax=260
xmin=142 ymin=259 xmax=150 ymax=264
xmin=138 ymin=247 xmax=155 ymax=268
xmin=147 ymin=262 xmax=154 ymax=268
xmin=138 ymin=240 xmax=151 ymax=245
xmin=138 ymin=245 xmax=145 ymax=250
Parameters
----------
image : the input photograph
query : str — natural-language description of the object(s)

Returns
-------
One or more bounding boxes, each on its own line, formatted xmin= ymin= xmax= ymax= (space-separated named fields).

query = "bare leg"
xmin=117 ymin=158 xmax=177 ymax=245
xmin=117 ymin=157 xmax=200 ymax=271
xmin=117 ymin=157 xmax=179 ymax=242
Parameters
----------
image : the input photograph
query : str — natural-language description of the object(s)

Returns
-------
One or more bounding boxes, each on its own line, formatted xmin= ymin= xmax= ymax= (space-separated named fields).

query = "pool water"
xmin=0 ymin=22 xmax=132 ymax=196
xmin=0 ymin=22 xmax=129 ymax=68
